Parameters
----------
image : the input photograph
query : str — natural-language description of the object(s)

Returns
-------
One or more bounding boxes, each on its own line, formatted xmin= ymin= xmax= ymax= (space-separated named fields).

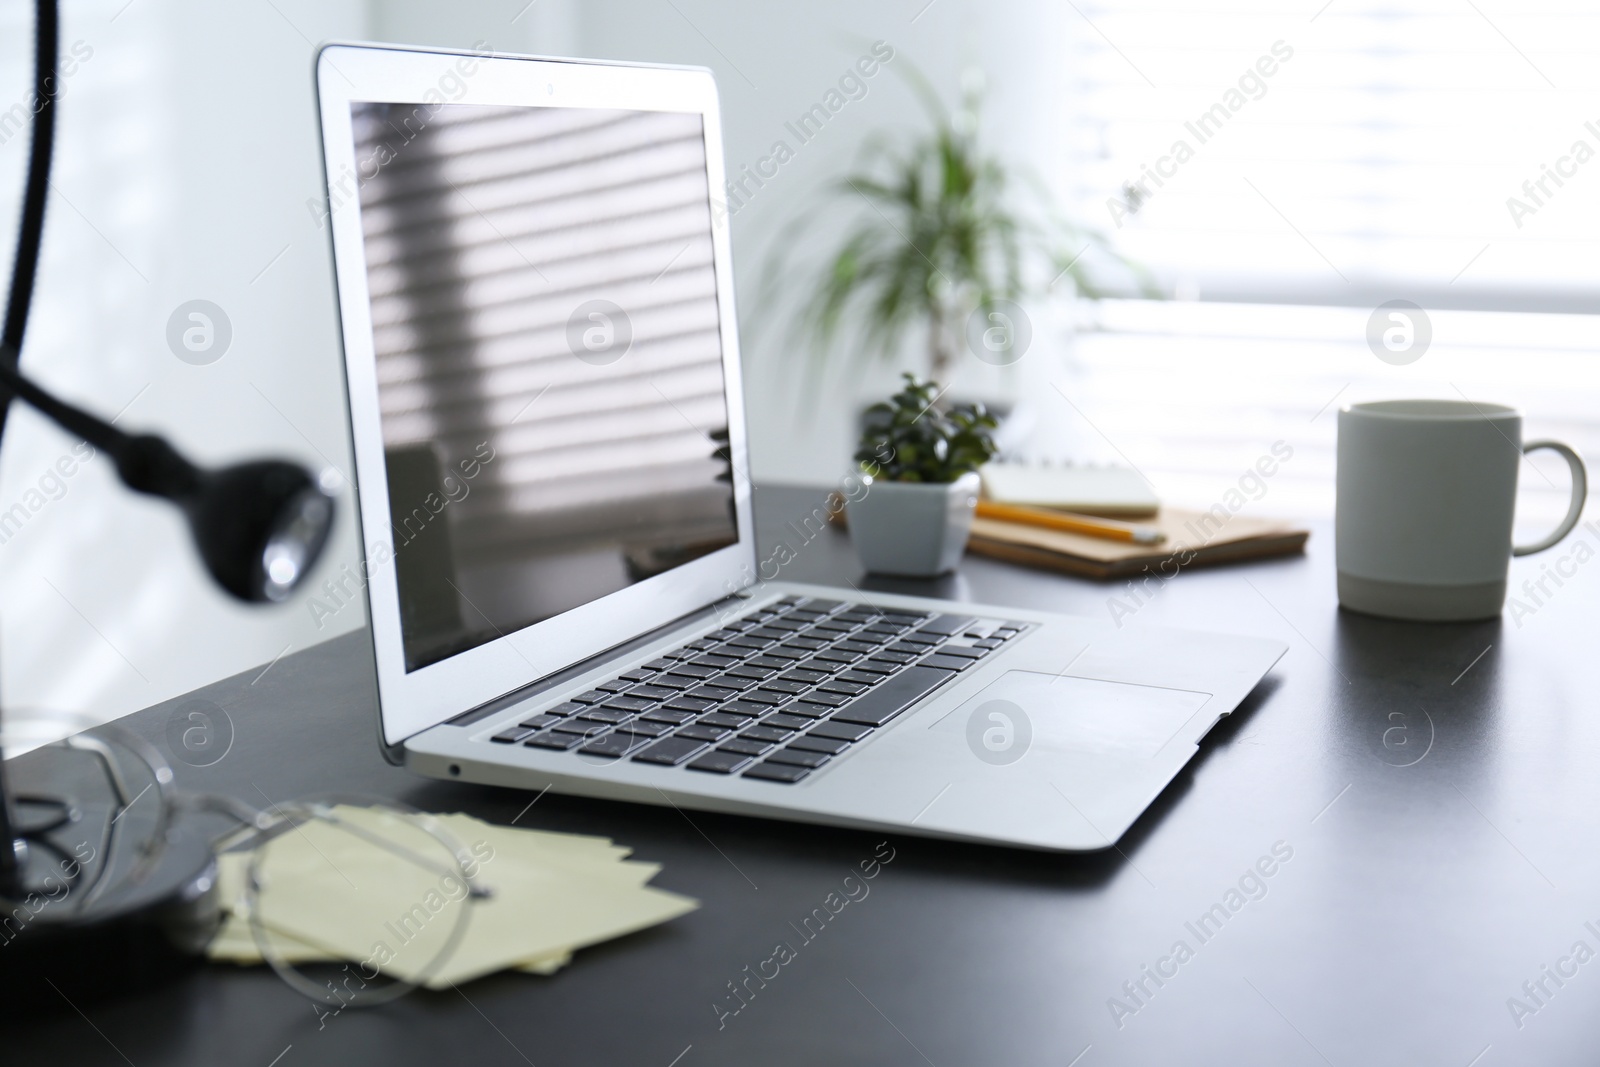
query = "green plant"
xmin=857 ymin=373 xmax=999 ymax=483
xmin=775 ymin=71 xmax=1144 ymax=385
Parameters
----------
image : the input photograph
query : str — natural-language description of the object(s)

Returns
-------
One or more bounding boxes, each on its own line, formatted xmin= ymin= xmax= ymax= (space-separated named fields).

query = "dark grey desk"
xmin=14 ymin=485 xmax=1600 ymax=1066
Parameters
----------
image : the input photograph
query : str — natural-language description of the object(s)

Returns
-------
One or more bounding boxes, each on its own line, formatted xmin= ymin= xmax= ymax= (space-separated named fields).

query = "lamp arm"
xmin=0 ymin=343 xmax=202 ymax=500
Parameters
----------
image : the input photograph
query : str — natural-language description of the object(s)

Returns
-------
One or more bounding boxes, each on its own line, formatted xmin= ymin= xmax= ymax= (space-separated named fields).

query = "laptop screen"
xmin=348 ymin=101 xmax=739 ymax=672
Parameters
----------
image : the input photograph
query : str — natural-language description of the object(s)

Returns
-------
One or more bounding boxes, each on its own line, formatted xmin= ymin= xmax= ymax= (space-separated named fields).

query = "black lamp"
xmin=0 ymin=355 xmax=335 ymax=604
xmin=0 ymin=0 xmax=336 ymax=1006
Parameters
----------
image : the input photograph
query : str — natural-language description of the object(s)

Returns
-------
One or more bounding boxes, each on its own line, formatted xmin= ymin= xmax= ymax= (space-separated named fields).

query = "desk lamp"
xmin=0 ymin=0 xmax=336 ymax=1007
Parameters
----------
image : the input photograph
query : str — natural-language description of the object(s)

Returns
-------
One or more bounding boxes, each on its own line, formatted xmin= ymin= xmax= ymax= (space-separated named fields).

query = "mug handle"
xmin=1513 ymin=440 xmax=1588 ymax=556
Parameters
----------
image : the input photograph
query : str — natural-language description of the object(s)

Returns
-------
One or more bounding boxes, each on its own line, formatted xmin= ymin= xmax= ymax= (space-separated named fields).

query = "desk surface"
xmin=14 ymin=485 xmax=1600 ymax=1066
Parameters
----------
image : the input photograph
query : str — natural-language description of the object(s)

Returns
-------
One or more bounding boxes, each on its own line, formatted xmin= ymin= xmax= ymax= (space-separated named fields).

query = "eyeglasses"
xmin=1 ymin=715 xmax=487 ymax=1010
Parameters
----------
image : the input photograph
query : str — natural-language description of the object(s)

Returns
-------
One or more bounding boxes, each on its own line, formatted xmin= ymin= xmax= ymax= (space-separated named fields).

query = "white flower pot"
xmin=846 ymin=472 xmax=981 ymax=577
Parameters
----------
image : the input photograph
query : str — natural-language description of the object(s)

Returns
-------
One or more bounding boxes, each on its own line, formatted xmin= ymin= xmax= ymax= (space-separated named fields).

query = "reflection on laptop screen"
xmin=348 ymin=102 xmax=738 ymax=672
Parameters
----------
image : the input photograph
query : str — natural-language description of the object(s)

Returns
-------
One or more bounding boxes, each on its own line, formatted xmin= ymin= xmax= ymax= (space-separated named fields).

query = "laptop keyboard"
xmin=487 ymin=597 xmax=1030 ymax=783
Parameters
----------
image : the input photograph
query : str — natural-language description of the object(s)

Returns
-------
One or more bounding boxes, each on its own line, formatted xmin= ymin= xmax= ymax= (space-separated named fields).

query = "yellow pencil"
xmin=975 ymin=500 xmax=1167 ymax=545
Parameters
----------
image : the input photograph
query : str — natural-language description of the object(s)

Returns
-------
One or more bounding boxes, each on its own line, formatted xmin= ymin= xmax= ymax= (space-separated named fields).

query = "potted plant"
xmin=848 ymin=373 xmax=999 ymax=576
xmin=771 ymin=72 xmax=1143 ymax=386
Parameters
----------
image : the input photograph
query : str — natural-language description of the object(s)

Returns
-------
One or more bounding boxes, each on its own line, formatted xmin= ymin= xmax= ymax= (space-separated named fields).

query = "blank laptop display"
xmin=348 ymin=101 xmax=737 ymax=671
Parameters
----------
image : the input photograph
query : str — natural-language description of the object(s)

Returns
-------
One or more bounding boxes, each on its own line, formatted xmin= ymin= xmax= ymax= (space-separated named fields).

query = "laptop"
xmin=313 ymin=43 xmax=1286 ymax=851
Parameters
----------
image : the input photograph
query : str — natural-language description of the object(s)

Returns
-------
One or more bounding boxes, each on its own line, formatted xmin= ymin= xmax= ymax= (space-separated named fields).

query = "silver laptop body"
xmin=315 ymin=43 xmax=1285 ymax=851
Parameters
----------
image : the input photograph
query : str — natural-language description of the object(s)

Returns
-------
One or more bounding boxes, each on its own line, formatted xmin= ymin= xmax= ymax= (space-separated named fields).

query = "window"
xmin=1060 ymin=1 xmax=1600 ymax=523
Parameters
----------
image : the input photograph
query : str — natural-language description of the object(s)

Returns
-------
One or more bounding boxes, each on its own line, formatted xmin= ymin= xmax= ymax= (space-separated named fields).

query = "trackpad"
xmin=934 ymin=671 xmax=1213 ymax=758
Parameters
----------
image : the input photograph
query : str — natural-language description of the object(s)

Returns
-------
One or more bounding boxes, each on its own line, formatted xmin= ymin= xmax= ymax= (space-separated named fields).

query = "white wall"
xmin=0 ymin=0 xmax=371 ymax=735
xmin=569 ymin=0 xmax=1085 ymax=481
xmin=0 ymin=0 xmax=1072 ymax=736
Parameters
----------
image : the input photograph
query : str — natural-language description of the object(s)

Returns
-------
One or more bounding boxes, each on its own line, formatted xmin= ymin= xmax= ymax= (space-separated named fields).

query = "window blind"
xmin=1056 ymin=1 xmax=1600 ymax=520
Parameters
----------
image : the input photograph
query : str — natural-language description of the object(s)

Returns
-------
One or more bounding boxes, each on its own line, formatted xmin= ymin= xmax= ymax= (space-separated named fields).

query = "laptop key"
xmin=705 ymin=674 xmax=756 ymax=691
xmin=919 ymin=614 xmax=976 ymax=636
xmin=833 ymin=641 xmax=878 ymax=655
xmin=602 ymin=696 xmax=657 ymax=713
xmin=799 ymin=691 xmax=850 ymax=707
xmin=745 ymin=655 xmax=790 ymax=670
xmin=544 ymin=701 xmax=587 ymax=717
xmin=524 ymin=731 xmax=584 ymax=750
xmin=765 ymin=618 xmax=808 ymax=632
xmin=785 ymin=703 xmax=833 ymax=720
xmin=934 ymin=645 xmax=987 ymax=659
xmin=852 ymin=660 xmax=901 ymax=676
xmin=664 ymin=696 xmax=717 ymax=713
xmin=627 ymin=718 xmax=674 ymax=736
xmin=698 ymin=712 xmax=749 ymax=729
xmin=920 ymin=654 xmax=977 ymax=672
xmin=572 ymin=690 xmax=611 ymax=704
xmin=727 ymin=635 xmax=775 ymax=650
xmin=813 ymin=649 xmax=861 ymax=664
xmin=579 ymin=732 xmax=650 ymax=759
xmin=691 ymin=654 xmax=740 ymax=669
xmin=689 ymin=685 xmax=741 ymax=702
xmin=719 ymin=738 xmax=774 ymax=756
xmin=762 ymin=714 xmax=813 ymax=731
xmin=763 ymin=646 xmax=811 ymax=661
xmin=829 ymin=664 xmax=956 ymax=727
xmin=516 ymin=714 xmax=563 ymax=731
xmin=677 ymin=723 xmax=732 ymax=742
xmin=819 ymin=680 xmax=867 ymax=696
xmin=780 ymin=669 xmax=829 ymax=685
xmin=780 ymin=638 xmax=830 ymax=653
xmin=596 ymin=679 xmax=634 ymax=693
xmin=895 ymin=635 xmax=943 ymax=649
xmin=491 ymin=726 xmax=536 ymax=744
xmin=718 ymin=700 xmax=769 ymax=718
xmin=811 ymin=619 xmax=856 ymax=633
xmin=671 ymin=663 xmax=720 ymax=679
xmin=797 ymin=657 xmax=845 ymax=674
xmin=643 ymin=659 xmax=677 ymax=671
xmin=974 ymin=638 xmax=1005 ymax=649
xmin=742 ymin=762 xmax=811 ymax=783
xmin=581 ymin=707 xmax=636 ymax=724
xmin=632 ymin=737 xmax=709 ymax=766
xmin=873 ymin=650 xmax=917 ymax=664
xmin=641 ymin=708 xmax=698 ymax=725
xmin=551 ymin=719 xmax=610 ymax=737
xmin=742 ymin=689 xmax=791 ymax=706
xmin=740 ymin=725 xmax=794 ymax=743
xmin=619 ymin=669 xmax=658 ymax=682
xmin=687 ymin=750 xmax=751 ymax=775
xmin=763 ymin=679 xmax=810 ymax=695
xmin=726 ymin=664 xmax=774 ymax=681
xmin=787 ymin=735 xmax=851 ymax=755
xmin=809 ymin=721 xmax=874 ymax=742
xmin=652 ymin=674 xmax=700 ymax=691
xmin=766 ymin=748 xmax=830 ymax=769
xmin=627 ymin=685 xmax=676 ymax=700
xmin=836 ymin=671 xmax=884 ymax=686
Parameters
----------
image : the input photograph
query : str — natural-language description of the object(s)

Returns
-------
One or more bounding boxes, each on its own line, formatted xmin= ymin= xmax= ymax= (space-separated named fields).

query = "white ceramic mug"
xmin=1336 ymin=400 xmax=1587 ymax=621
